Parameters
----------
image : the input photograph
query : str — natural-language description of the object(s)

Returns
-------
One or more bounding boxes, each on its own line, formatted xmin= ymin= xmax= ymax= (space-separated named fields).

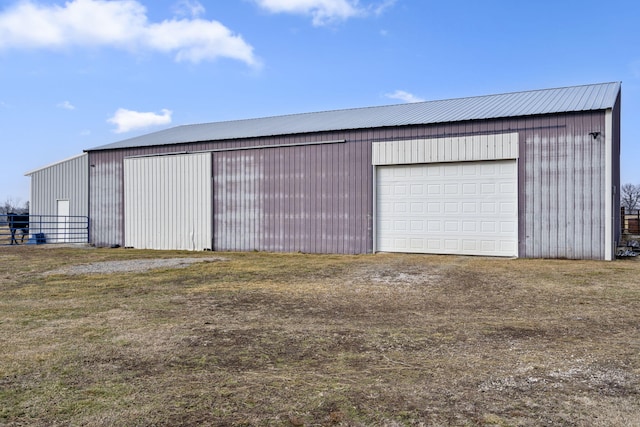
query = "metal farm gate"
xmin=0 ymin=214 xmax=89 ymax=245
xmin=621 ymin=208 xmax=640 ymax=235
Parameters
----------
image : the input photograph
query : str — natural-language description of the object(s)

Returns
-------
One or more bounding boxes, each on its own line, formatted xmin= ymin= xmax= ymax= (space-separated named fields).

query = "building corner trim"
xmin=604 ymin=109 xmax=613 ymax=261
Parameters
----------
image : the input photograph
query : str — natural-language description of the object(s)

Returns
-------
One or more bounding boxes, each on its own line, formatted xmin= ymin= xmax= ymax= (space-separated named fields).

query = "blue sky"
xmin=1 ymin=0 xmax=639 ymax=206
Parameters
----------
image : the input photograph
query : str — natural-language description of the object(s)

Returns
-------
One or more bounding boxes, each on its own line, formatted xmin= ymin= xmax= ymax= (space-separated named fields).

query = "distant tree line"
xmin=0 ymin=198 xmax=29 ymax=215
xmin=621 ymin=183 xmax=640 ymax=212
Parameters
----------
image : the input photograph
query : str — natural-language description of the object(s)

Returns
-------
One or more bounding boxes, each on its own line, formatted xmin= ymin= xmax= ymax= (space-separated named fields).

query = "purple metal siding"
xmin=211 ymin=141 xmax=369 ymax=254
xmin=612 ymin=92 xmax=622 ymax=248
xmin=88 ymin=109 xmax=615 ymax=258
xmin=89 ymin=135 xmax=374 ymax=253
xmin=89 ymin=151 xmax=123 ymax=247
xmin=519 ymin=111 xmax=606 ymax=259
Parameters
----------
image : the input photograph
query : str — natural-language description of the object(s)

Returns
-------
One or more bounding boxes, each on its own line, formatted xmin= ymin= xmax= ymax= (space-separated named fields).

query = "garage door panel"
xmin=379 ymin=184 xmax=392 ymax=195
xmin=410 ymin=203 xmax=424 ymax=213
xmin=393 ymin=184 xmax=407 ymax=195
xmin=376 ymin=160 xmax=518 ymax=257
xmin=410 ymin=184 xmax=424 ymax=195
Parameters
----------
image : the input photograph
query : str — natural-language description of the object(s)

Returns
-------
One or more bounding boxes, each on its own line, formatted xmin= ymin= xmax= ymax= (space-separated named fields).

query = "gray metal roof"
xmin=89 ymin=82 xmax=621 ymax=151
xmin=24 ymin=153 xmax=88 ymax=176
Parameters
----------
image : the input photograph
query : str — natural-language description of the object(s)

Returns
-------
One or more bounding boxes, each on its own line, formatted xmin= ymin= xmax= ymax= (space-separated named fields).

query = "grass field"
xmin=1 ymin=246 xmax=639 ymax=426
xmin=0 ymin=225 xmax=27 ymax=246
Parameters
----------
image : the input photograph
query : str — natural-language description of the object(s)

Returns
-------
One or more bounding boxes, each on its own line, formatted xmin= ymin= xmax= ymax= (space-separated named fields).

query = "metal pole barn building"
xmin=28 ymin=82 xmax=622 ymax=259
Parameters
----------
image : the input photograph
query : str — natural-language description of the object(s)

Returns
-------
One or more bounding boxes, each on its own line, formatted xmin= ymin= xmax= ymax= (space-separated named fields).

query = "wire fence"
xmin=0 ymin=214 xmax=89 ymax=246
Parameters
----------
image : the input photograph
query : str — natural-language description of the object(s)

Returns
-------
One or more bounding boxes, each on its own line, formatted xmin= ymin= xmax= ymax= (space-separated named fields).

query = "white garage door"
xmin=376 ymin=160 xmax=518 ymax=257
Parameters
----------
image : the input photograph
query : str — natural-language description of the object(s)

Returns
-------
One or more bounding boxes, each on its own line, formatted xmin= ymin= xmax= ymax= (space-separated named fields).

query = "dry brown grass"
xmin=0 ymin=225 xmax=26 ymax=246
xmin=1 ymin=246 xmax=639 ymax=426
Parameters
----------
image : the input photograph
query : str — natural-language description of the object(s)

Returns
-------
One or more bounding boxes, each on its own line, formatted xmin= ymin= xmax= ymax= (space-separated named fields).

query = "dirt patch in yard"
xmin=1 ymin=247 xmax=639 ymax=426
xmin=43 ymin=257 xmax=227 ymax=275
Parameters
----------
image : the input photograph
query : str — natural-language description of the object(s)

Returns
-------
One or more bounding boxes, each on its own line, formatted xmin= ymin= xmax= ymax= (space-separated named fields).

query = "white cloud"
xmin=252 ymin=0 xmax=395 ymax=26
xmin=173 ymin=0 xmax=205 ymax=18
xmin=144 ymin=18 xmax=257 ymax=64
xmin=385 ymin=90 xmax=425 ymax=103
xmin=253 ymin=0 xmax=358 ymax=26
xmin=0 ymin=0 xmax=259 ymax=66
xmin=57 ymin=101 xmax=76 ymax=110
xmin=371 ymin=0 xmax=396 ymax=16
xmin=108 ymin=108 xmax=172 ymax=133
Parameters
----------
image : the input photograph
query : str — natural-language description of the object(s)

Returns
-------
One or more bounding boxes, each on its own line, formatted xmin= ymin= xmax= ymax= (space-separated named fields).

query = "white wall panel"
xmin=27 ymin=153 xmax=88 ymax=218
xmin=124 ymin=153 xmax=212 ymax=250
xmin=372 ymin=133 xmax=519 ymax=165
xmin=26 ymin=154 xmax=89 ymax=243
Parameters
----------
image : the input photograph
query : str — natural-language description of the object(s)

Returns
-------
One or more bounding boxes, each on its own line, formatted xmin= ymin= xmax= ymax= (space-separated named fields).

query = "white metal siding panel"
xmin=28 ymin=153 xmax=88 ymax=218
xmin=124 ymin=153 xmax=212 ymax=250
xmin=372 ymin=133 xmax=519 ymax=165
xmin=376 ymin=160 xmax=518 ymax=257
xmin=27 ymin=154 xmax=88 ymax=243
